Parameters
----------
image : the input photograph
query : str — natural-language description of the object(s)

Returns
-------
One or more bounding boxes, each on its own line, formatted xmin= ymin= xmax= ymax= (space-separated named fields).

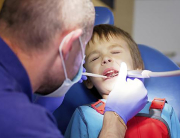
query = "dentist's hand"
xmin=105 ymin=62 xmax=148 ymax=124
xmin=78 ymin=60 xmax=87 ymax=83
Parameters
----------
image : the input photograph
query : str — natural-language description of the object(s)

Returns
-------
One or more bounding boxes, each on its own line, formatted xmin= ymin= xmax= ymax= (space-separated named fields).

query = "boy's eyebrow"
xmin=109 ymin=44 xmax=123 ymax=49
xmin=86 ymin=50 xmax=100 ymax=60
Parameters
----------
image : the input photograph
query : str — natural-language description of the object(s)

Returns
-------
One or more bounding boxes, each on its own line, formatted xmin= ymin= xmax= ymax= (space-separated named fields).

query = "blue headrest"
xmin=53 ymin=44 xmax=180 ymax=134
xmin=94 ymin=7 xmax=114 ymax=25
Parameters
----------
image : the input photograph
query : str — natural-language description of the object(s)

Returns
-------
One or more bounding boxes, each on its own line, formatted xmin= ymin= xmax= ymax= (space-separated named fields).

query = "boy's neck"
xmin=102 ymin=95 xmax=108 ymax=99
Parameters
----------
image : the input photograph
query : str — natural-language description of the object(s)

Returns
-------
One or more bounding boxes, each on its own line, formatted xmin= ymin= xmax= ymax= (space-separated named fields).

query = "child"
xmin=65 ymin=24 xmax=180 ymax=138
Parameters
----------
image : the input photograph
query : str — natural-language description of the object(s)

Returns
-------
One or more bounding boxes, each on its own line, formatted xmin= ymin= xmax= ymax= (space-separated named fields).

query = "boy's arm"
xmin=99 ymin=112 xmax=126 ymax=138
xmin=170 ymin=108 xmax=180 ymax=138
xmin=65 ymin=108 xmax=88 ymax=138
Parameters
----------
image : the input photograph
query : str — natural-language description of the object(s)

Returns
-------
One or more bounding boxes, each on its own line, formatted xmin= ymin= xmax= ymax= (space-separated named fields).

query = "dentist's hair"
xmin=87 ymin=24 xmax=144 ymax=70
xmin=0 ymin=0 xmax=94 ymax=52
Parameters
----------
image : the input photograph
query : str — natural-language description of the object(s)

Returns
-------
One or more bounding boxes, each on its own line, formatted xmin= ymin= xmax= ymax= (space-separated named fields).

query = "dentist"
xmin=0 ymin=0 xmax=147 ymax=137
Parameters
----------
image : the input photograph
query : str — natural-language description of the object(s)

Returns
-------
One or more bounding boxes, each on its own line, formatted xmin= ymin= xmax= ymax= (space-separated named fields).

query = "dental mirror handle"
xmin=82 ymin=72 xmax=107 ymax=78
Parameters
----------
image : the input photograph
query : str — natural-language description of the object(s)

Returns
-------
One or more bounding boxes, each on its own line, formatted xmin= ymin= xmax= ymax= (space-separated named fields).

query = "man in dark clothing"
xmin=0 ymin=0 xmax=147 ymax=137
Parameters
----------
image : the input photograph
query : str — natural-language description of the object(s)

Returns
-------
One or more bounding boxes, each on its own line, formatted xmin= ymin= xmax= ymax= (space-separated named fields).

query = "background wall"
xmin=92 ymin=0 xmax=134 ymax=35
xmin=133 ymin=0 xmax=180 ymax=65
xmin=92 ymin=0 xmax=180 ymax=66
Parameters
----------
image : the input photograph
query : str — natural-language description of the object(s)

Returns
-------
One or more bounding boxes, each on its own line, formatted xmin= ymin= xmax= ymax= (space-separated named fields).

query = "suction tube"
xmin=127 ymin=70 xmax=180 ymax=78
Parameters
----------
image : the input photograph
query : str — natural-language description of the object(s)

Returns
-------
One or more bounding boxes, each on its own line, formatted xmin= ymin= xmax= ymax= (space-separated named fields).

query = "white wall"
xmin=133 ymin=0 xmax=180 ymax=64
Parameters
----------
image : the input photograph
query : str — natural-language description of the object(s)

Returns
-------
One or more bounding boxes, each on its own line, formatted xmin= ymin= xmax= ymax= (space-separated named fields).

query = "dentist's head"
xmin=0 ymin=0 xmax=95 ymax=96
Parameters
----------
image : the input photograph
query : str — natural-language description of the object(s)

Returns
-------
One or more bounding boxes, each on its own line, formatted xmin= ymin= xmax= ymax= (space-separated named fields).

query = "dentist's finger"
xmin=116 ymin=62 xmax=128 ymax=84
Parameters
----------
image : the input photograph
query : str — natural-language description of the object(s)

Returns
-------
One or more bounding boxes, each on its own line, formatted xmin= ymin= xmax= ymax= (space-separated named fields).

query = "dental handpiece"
xmin=83 ymin=70 xmax=180 ymax=79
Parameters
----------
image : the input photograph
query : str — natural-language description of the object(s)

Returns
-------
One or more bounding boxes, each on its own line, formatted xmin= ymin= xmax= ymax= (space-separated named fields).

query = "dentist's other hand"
xmin=105 ymin=62 xmax=148 ymax=124
xmin=78 ymin=60 xmax=87 ymax=83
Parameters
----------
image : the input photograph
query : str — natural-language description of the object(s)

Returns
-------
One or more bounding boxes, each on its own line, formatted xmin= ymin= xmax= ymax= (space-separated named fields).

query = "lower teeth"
xmin=110 ymin=73 xmax=117 ymax=77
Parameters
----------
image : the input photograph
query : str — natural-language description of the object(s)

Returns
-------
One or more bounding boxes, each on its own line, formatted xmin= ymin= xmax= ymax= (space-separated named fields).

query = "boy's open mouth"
xmin=103 ymin=69 xmax=119 ymax=79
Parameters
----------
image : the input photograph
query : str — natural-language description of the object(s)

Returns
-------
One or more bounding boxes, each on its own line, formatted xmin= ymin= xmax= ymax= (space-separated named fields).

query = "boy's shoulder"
xmin=72 ymin=103 xmax=104 ymax=133
xmin=77 ymin=103 xmax=103 ymax=116
xmin=140 ymin=101 xmax=173 ymax=114
xmin=72 ymin=102 xmax=104 ymax=125
xmin=139 ymin=100 xmax=174 ymax=129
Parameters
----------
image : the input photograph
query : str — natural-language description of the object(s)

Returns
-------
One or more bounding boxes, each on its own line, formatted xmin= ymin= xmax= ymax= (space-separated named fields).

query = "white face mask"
xmin=45 ymin=31 xmax=85 ymax=97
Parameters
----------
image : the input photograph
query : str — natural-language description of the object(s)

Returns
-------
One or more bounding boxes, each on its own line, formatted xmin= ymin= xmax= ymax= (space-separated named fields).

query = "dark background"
xmin=100 ymin=0 xmax=114 ymax=9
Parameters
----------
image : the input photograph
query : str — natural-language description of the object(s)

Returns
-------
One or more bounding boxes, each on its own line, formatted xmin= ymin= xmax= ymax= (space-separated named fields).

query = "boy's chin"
xmin=103 ymin=83 xmax=115 ymax=92
xmin=104 ymin=76 xmax=118 ymax=85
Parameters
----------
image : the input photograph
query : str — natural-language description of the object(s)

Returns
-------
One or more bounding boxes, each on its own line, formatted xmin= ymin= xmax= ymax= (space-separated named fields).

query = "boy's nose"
xmin=102 ymin=56 xmax=112 ymax=65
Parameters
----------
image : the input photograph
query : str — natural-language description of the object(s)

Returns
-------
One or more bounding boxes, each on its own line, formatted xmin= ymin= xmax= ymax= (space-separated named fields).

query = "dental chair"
xmin=36 ymin=7 xmax=180 ymax=134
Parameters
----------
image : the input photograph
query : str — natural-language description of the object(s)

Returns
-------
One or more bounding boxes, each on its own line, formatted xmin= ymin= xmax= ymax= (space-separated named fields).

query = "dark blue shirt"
xmin=0 ymin=38 xmax=63 ymax=138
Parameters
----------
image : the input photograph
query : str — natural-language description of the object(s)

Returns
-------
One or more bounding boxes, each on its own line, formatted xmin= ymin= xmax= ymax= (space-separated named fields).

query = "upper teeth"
xmin=106 ymin=70 xmax=114 ymax=74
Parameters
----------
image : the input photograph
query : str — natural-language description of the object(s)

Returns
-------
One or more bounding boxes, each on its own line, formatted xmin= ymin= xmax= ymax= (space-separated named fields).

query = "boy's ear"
xmin=84 ymin=77 xmax=93 ymax=89
xmin=61 ymin=29 xmax=82 ymax=60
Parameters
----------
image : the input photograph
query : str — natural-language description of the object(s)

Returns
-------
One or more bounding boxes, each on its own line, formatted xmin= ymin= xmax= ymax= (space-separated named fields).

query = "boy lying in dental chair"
xmin=65 ymin=24 xmax=180 ymax=138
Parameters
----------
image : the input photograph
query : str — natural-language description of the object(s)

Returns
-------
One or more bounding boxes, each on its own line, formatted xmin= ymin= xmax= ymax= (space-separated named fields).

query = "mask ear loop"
xmin=59 ymin=32 xmax=85 ymax=80
xmin=59 ymin=33 xmax=74 ymax=80
xmin=79 ymin=36 xmax=85 ymax=59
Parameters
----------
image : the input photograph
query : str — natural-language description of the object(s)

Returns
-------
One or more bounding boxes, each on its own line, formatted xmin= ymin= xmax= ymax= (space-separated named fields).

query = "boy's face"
xmin=85 ymin=35 xmax=134 ymax=99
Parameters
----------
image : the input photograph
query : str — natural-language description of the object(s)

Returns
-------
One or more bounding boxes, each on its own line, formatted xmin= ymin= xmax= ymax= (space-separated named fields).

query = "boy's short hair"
xmin=85 ymin=24 xmax=144 ymax=99
xmin=87 ymin=24 xmax=144 ymax=70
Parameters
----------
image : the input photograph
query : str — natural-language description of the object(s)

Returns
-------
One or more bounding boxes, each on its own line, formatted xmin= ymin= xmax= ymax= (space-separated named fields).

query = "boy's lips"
xmin=103 ymin=68 xmax=119 ymax=79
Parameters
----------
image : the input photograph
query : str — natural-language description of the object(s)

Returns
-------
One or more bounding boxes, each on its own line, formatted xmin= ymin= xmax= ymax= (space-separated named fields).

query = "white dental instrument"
xmin=83 ymin=70 xmax=180 ymax=79
xmin=82 ymin=72 xmax=107 ymax=78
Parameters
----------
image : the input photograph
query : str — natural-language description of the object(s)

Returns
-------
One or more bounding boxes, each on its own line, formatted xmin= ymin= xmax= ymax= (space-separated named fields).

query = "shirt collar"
xmin=101 ymin=99 xmax=106 ymax=103
xmin=0 ymin=37 xmax=32 ymax=101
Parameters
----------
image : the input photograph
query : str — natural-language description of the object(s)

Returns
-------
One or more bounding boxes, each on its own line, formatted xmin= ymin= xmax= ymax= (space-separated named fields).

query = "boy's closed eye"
xmin=89 ymin=53 xmax=100 ymax=62
xmin=111 ymin=51 xmax=121 ymax=54
xmin=91 ymin=56 xmax=99 ymax=62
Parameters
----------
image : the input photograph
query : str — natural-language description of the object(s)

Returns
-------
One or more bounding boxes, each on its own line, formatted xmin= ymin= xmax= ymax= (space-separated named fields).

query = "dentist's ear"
xmin=61 ymin=29 xmax=83 ymax=60
xmin=84 ymin=77 xmax=93 ymax=89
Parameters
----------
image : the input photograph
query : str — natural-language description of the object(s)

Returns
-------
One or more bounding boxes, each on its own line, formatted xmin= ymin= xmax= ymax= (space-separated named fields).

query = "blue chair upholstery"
xmin=94 ymin=7 xmax=114 ymax=25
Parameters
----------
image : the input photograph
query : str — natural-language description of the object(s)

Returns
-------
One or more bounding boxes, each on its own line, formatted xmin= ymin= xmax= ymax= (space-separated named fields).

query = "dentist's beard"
xmin=35 ymin=75 xmax=64 ymax=95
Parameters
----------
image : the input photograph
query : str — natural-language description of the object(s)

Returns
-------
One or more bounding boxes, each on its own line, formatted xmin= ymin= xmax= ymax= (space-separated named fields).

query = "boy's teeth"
xmin=109 ymin=73 xmax=118 ymax=77
xmin=107 ymin=70 xmax=114 ymax=74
